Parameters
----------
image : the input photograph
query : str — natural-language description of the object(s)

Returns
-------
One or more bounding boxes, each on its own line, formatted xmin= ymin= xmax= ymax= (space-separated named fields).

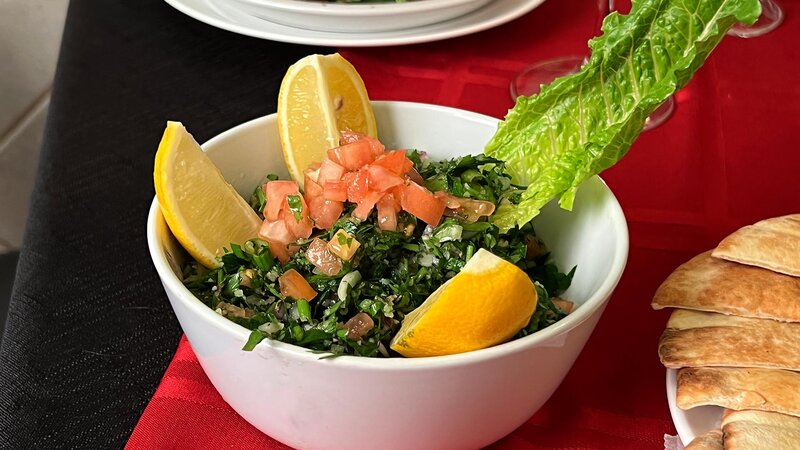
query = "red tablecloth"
xmin=127 ymin=0 xmax=800 ymax=448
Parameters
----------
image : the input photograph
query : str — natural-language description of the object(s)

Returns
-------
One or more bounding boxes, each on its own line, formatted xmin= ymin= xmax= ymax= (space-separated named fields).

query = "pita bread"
xmin=713 ymin=214 xmax=800 ymax=277
xmin=658 ymin=309 xmax=800 ymax=370
xmin=677 ymin=367 xmax=800 ymax=417
xmin=652 ymin=251 xmax=800 ymax=322
xmin=684 ymin=429 xmax=722 ymax=449
xmin=722 ymin=409 xmax=800 ymax=449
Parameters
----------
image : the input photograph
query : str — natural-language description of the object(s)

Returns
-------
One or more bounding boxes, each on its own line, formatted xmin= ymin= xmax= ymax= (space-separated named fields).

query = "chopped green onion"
xmin=297 ymin=299 xmax=311 ymax=322
xmin=231 ymin=243 xmax=246 ymax=260
xmin=242 ymin=329 xmax=265 ymax=351
xmin=465 ymin=243 xmax=475 ymax=261
xmin=252 ymin=249 xmax=274 ymax=271
xmin=291 ymin=324 xmax=304 ymax=341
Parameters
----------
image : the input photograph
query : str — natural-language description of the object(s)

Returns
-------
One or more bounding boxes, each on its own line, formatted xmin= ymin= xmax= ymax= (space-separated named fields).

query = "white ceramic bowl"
xmin=147 ymin=101 xmax=629 ymax=450
xmin=225 ymin=0 xmax=493 ymax=33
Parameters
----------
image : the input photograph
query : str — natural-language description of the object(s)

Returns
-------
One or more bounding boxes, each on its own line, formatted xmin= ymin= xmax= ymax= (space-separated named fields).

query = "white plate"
xmin=164 ymin=0 xmax=546 ymax=47
xmin=666 ymin=368 xmax=724 ymax=446
xmin=226 ymin=0 xmax=493 ymax=33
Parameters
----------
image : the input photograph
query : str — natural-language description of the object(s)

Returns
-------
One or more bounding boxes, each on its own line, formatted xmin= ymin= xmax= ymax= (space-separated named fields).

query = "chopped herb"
xmin=297 ymin=299 xmax=312 ymax=322
xmin=243 ymin=329 xmax=266 ymax=351
xmin=286 ymin=195 xmax=304 ymax=222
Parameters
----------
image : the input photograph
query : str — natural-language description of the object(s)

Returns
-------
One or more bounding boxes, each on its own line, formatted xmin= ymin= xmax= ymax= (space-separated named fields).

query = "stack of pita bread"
xmin=651 ymin=214 xmax=800 ymax=449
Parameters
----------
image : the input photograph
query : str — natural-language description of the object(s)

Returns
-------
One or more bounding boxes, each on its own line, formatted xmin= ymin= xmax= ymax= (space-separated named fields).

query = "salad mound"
xmin=183 ymin=132 xmax=575 ymax=358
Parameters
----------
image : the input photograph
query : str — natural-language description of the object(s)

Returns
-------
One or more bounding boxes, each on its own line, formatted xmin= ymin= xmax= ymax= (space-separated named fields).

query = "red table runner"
xmin=127 ymin=0 xmax=800 ymax=448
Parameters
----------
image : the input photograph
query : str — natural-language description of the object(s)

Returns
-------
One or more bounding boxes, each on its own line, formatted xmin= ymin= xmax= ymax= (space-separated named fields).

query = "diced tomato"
xmin=305 ymin=238 xmax=343 ymax=276
xmin=353 ymin=190 xmax=383 ymax=221
xmin=264 ymin=180 xmax=300 ymax=222
xmin=304 ymin=175 xmax=323 ymax=200
xmin=344 ymin=171 xmax=369 ymax=203
xmin=388 ymin=185 xmax=405 ymax=204
xmin=258 ymin=218 xmax=296 ymax=263
xmin=327 ymin=140 xmax=375 ymax=170
xmin=282 ymin=201 xmax=313 ymax=240
xmin=376 ymin=193 xmax=399 ymax=231
xmin=365 ymin=136 xmax=385 ymax=157
xmin=366 ymin=164 xmax=405 ymax=192
xmin=339 ymin=131 xmax=385 ymax=157
xmin=317 ymin=158 xmax=346 ymax=184
xmin=304 ymin=174 xmax=345 ymax=230
xmin=373 ymin=150 xmax=413 ymax=177
xmin=400 ymin=182 xmax=445 ymax=226
xmin=278 ymin=269 xmax=317 ymax=301
xmin=308 ymin=197 xmax=343 ymax=229
xmin=258 ymin=217 xmax=295 ymax=245
xmin=322 ymin=180 xmax=348 ymax=202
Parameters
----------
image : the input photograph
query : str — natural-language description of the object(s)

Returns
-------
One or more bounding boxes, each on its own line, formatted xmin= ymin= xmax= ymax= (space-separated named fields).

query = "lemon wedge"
xmin=390 ymin=249 xmax=538 ymax=357
xmin=154 ymin=121 xmax=262 ymax=268
xmin=278 ymin=53 xmax=377 ymax=187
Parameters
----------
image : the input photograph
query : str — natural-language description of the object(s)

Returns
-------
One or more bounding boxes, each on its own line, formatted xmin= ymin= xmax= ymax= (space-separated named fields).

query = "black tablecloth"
xmin=0 ymin=1 xmax=328 ymax=447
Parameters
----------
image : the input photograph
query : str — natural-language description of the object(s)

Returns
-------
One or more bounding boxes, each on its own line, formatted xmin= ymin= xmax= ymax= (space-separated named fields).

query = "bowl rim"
xmin=235 ymin=0 xmax=489 ymax=16
xmin=147 ymin=100 xmax=629 ymax=370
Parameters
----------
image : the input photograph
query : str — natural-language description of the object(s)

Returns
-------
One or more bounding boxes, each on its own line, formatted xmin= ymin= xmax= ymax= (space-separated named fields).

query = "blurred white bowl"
xmin=225 ymin=0 xmax=493 ymax=32
xmin=667 ymin=369 xmax=724 ymax=446
xmin=147 ymin=101 xmax=629 ymax=450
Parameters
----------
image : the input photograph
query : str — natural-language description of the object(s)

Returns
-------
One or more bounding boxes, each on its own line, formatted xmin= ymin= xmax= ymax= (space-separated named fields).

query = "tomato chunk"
xmin=304 ymin=175 xmax=323 ymax=199
xmin=308 ymin=197 xmax=344 ymax=229
xmin=327 ymin=140 xmax=375 ymax=170
xmin=353 ymin=190 xmax=383 ymax=221
xmin=367 ymin=164 xmax=405 ymax=192
xmin=339 ymin=131 xmax=384 ymax=156
xmin=258 ymin=218 xmax=295 ymax=263
xmin=258 ymin=216 xmax=294 ymax=245
xmin=373 ymin=150 xmax=413 ymax=177
xmin=344 ymin=171 xmax=369 ymax=203
xmin=279 ymin=269 xmax=317 ymax=301
xmin=376 ymin=193 xmax=399 ymax=231
xmin=318 ymin=158 xmax=346 ymax=184
xmin=264 ymin=180 xmax=300 ymax=222
xmin=400 ymin=182 xmax=445 ymax=226
xmin=322 ymin=180 xmax=348 ymax=202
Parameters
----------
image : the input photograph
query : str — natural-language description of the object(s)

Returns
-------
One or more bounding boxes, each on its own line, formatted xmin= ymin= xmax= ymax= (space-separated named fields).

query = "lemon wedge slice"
xmin=278 ymin=53 xmax=377 ymax=187
xmin=154 ymin=121 xmax=262 ymax=268
xmin=390 ymin=249 xmax=538 ymax=357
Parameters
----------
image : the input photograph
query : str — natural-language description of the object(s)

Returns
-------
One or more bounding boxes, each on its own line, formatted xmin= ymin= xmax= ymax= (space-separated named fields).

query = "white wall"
xmin=0 ymin=0 xmax=69 ymax=253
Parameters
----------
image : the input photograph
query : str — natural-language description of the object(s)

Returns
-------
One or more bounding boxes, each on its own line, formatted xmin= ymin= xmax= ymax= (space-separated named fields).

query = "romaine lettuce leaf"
xmin=485 ymin=0 xmax=760 ymax=231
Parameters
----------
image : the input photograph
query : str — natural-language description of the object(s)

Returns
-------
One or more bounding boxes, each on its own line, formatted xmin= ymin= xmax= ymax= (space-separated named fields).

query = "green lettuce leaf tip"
xmin=485 ymin=0 xmax=761 ymax=231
